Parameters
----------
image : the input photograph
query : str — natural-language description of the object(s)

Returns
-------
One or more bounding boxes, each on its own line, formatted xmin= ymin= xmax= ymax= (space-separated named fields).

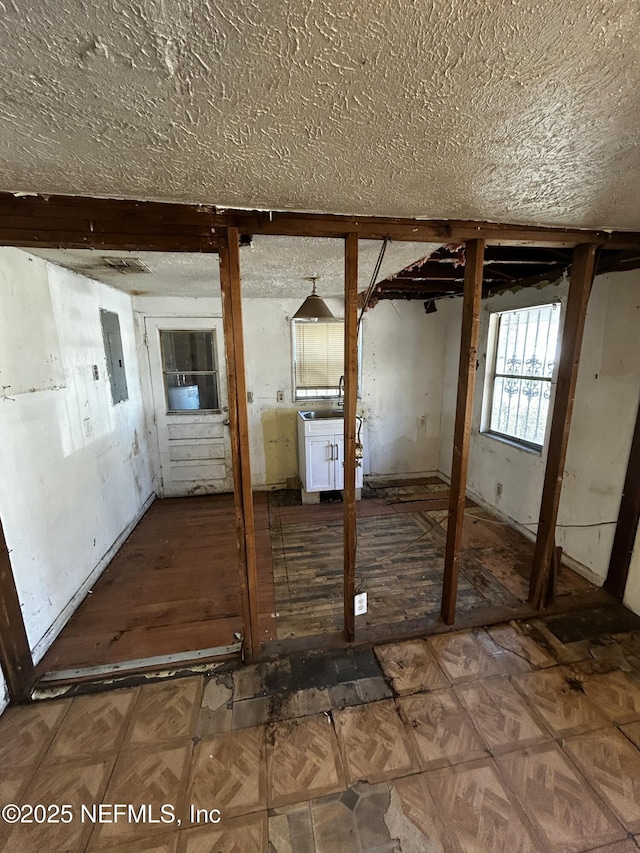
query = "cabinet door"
xmin=333 ymin=435 xmax=345 ymax=489
xmin=306 ymin=437 xmax=334 ymax=492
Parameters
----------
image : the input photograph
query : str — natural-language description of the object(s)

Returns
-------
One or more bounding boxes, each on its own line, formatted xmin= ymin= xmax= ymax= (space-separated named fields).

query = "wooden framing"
xmin=604 ymin=392 xmax=640 ymax=599
xmin=219 ymin=227 xmax=260 ymax=660
xmin=441 ymin=240 xmax=486 ymax=625
xmin=528 ymin=244 xmax=598 ymax=609
xmin=2 ymin=193 xmax=640 ymax=250
xmin=0 ymin=191 xmax=637 ymax=672
xmin=343 ymin=233 xmax=359 ymax=642
xmin=0 ymin=515 xmax=34 ymax=702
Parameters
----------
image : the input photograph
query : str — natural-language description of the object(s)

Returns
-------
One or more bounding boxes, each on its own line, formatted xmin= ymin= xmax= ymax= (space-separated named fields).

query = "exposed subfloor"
xmin=3 ymin=605 xmax=640 ymax=851
xmin=268 ymin=478 xmax=593 ymax=641
xmin=38 ymin=478 xmax=596 ymax=677
xmin=36 ymin=494 xmax=276 ymax=677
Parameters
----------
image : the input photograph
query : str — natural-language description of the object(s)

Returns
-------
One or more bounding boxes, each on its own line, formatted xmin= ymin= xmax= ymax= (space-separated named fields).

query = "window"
xmin=160 ymin=330 xmax=220 ymax=411
xmin=100 ymin=309 xmax=129 ymax=405
xmin=485 ymin=303 xmax=561 ymax=449
xmin=293 ymin=320 xmax=351 ymax=400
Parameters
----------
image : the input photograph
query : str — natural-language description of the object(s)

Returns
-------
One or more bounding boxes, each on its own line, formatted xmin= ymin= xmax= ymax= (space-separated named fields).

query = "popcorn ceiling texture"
xmin=1 ymin=0 xmax=639 ymax=229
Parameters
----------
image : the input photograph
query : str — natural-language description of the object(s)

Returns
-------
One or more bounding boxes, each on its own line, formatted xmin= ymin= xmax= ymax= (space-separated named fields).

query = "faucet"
xmin=337 ymin=375 xmax=345 ymax=407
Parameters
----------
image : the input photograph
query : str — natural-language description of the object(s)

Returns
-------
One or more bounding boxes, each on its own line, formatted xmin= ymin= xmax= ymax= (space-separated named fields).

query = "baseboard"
xmin=31 ymin=491 xmax=156 ymax=665
xmin=365 ymin=470 xmax=442 ymax=486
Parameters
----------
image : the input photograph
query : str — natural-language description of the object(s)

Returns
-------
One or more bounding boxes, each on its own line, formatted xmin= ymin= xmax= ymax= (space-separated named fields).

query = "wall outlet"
xmin=277 ymin=390 xmax=284 ymax=402
xmin=354 ymin=592 xmax=367 ymax=616
xmin=419 ymin=415 xmax=426 ymax=427
xmin=83 ymin=417 xmax=93 ymax=437
xmin=496 ymin=482 xmax=503 ymax=500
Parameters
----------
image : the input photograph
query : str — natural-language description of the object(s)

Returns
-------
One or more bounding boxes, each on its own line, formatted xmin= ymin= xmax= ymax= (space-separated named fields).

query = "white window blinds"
xmin=294 ymin=321 xmax=344 ymax=394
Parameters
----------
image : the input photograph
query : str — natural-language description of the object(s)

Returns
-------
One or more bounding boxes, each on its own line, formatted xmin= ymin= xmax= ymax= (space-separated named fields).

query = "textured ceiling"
xmin=29 ymin=238 xmax=436 ymax=298
xmin=2 ymin=1 xmax=640 ymax=230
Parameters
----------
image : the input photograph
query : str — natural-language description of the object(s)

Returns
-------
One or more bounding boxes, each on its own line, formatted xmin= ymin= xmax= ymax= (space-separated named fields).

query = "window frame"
xmin=482 ymin=301 xmax=561 ymax=452
xmin=291 ymin=318 xmax=362 ymax=402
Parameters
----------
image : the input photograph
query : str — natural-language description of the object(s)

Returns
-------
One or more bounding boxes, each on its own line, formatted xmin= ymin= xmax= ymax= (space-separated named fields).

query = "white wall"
xmin=360 ymin=300 xmax=445 ymax=477
xmin=134 ymin=295 xmax=445 ymax=488
xmin=0 ymin=666 xmax=7 ymax=715
xmin=439 ymin=270 xmax=640 ymax=602
xmin=0 ymin=249 xmax=154 ymax=661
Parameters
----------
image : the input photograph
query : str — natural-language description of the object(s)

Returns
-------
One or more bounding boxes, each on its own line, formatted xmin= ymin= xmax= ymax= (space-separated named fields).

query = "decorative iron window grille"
xmin=487 ymin=303 xmax=561 ymax=448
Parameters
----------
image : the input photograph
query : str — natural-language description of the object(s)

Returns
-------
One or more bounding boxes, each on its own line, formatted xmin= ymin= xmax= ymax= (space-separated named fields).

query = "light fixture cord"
xmin=358 ymin=236 xmax=389 ymax=330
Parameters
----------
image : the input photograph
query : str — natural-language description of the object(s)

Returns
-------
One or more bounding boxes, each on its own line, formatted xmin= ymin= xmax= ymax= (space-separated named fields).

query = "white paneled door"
xmin=145 ymin=317 xmax=232 ymax=496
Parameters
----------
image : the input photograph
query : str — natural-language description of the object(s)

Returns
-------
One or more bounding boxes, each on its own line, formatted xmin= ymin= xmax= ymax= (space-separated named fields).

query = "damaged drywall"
xmin=438 ymin=268 xmax=640 ymax=607
xmin=0 ymin=249 xmax=154 ymax=660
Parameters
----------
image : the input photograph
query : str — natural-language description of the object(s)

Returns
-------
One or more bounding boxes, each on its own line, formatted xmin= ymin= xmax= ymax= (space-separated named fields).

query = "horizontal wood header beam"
xmin=1 ymin=193 xmax=640 ymax=251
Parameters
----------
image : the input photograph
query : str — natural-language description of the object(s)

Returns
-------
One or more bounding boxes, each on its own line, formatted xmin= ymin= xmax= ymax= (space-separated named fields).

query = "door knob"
xmin=223 ymin=419 xmax=231 ymax=426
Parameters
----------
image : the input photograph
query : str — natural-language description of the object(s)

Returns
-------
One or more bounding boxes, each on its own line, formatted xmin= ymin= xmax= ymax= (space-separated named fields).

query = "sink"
xmin=299 ymin=410 xmax=344 ymax=420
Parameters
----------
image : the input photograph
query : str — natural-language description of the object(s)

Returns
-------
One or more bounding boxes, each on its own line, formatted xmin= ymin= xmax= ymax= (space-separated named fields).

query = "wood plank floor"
xmin=37 ymin=478 xmax=595 ymax=675
xmin=269 ymin=480 xmax=593 ymax=641
xmin=36 ymin=493 xmax=277 ymax=674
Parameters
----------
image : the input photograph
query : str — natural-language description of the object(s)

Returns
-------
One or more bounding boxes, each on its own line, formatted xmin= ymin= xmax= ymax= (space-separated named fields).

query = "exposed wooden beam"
xmin=0 ymin=196 xmax=225 ymax=252
xmin=0 ymin=515 xmax=35 ymax=702
xmin=219 ymin=227 xmax=260 ymax=660
xmin=604 ymin=392 xmax=640 ymax=600
xmin=528 ymin=244 xmax=597 ymax=609
xmin=1 ymin=193 xmax=640 ymax=250
xmin=379 ymin=280 xmax=464 ymax=292
xmin=343 ymin=232 xmax=359 ymax=643
xmin=441 ymin=239 xmax=485 ymax=625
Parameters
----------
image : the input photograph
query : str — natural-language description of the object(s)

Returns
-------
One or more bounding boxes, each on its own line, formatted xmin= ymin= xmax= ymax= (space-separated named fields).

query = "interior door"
xmin=145 ymin=317 xmax=232 ymax=496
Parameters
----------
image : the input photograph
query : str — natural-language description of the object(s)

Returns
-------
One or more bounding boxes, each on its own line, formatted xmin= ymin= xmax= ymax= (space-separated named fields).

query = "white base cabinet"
xmin=298 ymin=413 xmax=363 ymax=498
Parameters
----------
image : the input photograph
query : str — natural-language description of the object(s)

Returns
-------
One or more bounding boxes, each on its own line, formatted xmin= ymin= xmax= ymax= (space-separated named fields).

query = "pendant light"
xmin=293 ymin=276 xmax=334 ymax=320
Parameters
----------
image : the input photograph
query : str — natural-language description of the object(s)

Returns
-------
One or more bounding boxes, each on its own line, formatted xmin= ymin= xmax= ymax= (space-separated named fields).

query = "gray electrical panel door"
xmin=100 ymin=309 xmax=129 ymax=404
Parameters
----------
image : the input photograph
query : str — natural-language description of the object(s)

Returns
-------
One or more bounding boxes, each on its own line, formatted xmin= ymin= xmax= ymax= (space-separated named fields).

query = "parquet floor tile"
xmin=428 ymin=630 xmax=505 ymax=683
xmin=374 ymin=638 xmax=449 ymax=695
xmin=455 ymin=677 xmax=549 ymax=754
xmin=333 ymin=699 xmax=417 ymax=784
xmin=497 ymin=742 xmax=626 ymax=852
xmin=177 ymin=812 xmax=267 ymax=852
xmin=188 ymin=726 xmax=266 ymax=819
xmin=424 ymin=758 xmax=543 ymax=853
xmin=48 ymin=688 xmax=137 ymax=759
xmin=486 ymin=622 xmax=557 ymax=668
xmin=93 ymin=832 xmax=179 ymax=852
xmin=585 ymin=841 xmax=640 ymax=853
xmin=397 ymin=689 xmax=487 ymax=770
xmin=563 ymin=728 xmax=640 ymax=833
xmin=0 ymin=772 xmax=29 ymax=809
xmin=390 ymin=773 xmax=452 ymax=851
xmin=2 ymin=755 xmax=115 ymax=853
xmin=579 ymin=670 xmax=640 ymax=724
xmin=620 ymin=721 xmax=640 ymax=749
xmin=266 ymin=714 xmax=346 ymax=807
xmin=512 ymin=668 xmax=610 ymax=736
xmin=0 ymin=698 xmax=70 ymax=769
xmin=89 ymin=741 xmax=193 ymax=847
xmin=127 ymin=678 xmax=202 ymax=746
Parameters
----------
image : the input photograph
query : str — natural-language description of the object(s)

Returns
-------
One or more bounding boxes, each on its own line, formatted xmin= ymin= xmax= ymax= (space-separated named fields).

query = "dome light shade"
xmin=293 ymin=278 xmax=334 ymax=320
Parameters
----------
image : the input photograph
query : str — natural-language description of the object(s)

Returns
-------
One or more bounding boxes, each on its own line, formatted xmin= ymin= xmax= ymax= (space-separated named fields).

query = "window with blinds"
xmin=293 ymin=320 xmax=345 ymax=400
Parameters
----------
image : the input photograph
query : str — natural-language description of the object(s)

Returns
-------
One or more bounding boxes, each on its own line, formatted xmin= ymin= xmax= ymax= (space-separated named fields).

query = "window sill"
xmin=480 ymin=431 xmax=543 ymax=456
